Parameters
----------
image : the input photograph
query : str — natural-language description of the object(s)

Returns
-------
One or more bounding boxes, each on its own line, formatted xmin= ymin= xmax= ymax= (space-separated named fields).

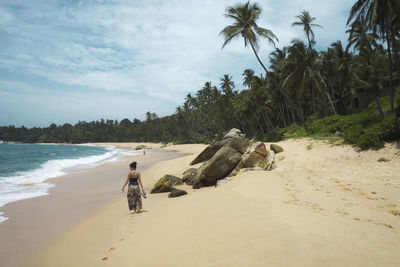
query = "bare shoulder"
xmin=130 ymin=170 xmax=140 ymax=177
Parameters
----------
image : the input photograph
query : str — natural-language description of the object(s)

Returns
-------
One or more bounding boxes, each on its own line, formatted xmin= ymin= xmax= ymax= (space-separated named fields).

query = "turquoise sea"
xmin=0 ymin=143 xmax=135 ymax=222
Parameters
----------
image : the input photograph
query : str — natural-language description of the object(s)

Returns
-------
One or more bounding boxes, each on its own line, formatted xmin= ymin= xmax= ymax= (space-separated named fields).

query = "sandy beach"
xmin=0 ymin=143 xmax=181 ymax=267
xmin=34 ymin=139 xmax=400 ymax=267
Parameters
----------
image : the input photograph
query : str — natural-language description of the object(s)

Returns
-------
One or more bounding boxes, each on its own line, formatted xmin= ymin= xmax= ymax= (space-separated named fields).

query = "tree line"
xmin=1 ymin=0 xmax=399 ymax=145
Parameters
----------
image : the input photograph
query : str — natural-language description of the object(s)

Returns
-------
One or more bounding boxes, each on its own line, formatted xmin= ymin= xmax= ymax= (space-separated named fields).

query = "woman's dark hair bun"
xmin=130 ymin=161 xmax=137 ymax=169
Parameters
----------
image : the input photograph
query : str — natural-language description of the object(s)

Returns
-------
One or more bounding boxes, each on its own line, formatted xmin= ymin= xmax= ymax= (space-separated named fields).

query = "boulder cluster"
xmin=185 ymin=128 xmax=282 ymax=189
xmin=150 ymin=128 xmax=283 ymax=197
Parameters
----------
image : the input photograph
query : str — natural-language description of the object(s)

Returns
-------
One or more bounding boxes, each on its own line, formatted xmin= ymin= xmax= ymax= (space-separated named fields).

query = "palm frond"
xmin=220 ymin=25 xmax=243 ymax=49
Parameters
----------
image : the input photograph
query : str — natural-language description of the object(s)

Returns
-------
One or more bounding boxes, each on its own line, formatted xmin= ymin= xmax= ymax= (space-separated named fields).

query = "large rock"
xmin=270 ymin=144 xmax=284 ymax=154
xmin=182 ymin=168 xmax=197 ymax=183
xmin=186 ymin=164 xmax=207 ymax=186
xmin=168 ymin=188 xmax=188 ymax=198
xmin=242 ymin=141 xmax=268 ymax=168
xmin=222 ymin=128 xmax=244 ymax=139
xmin=190 ymin=143 xmax=224 ymax=165
xmin=191 ymin=146 xmax=242 ymax=188
xmin=262 ymin=150 xmax=276 ymax=170
xmin=190 ymin=135 xmax=249 ymax=165
xmin=215 ymin=136 xmax=249 ymax=154
xmin=150 ymin=175 xmax=183 ymax=193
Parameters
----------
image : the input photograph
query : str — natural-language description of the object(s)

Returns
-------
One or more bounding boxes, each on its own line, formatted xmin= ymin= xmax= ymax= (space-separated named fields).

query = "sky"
xmin=0 ymin=0 xmax=353 ymax=127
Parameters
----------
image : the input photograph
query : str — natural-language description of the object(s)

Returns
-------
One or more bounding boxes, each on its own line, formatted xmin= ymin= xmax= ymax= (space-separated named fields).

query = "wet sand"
xmin=0 ymin=145 xmax=180 ymax=267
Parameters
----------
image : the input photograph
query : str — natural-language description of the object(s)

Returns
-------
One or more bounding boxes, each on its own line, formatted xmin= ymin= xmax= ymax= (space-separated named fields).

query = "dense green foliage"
xmin=1 ymin=1 xmax=400 ymax=148
xmin=283 ymin=88 xmax=400 ymax=148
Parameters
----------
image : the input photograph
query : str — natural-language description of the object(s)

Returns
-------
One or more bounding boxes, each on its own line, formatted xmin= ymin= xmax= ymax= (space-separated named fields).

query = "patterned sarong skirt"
xmin=127 ymin=185 xmax=142 ymax=211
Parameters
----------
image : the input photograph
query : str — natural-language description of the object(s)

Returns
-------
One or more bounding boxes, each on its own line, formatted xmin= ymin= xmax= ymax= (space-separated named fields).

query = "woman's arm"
xmin=122 ymin=173 xmax=130 ymax=191
xmin=138 ymin=173 xmax=144 ymax=191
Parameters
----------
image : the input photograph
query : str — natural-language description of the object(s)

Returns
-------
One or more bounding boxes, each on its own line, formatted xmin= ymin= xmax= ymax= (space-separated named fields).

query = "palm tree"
xmin=347 ymin=0 xmax=400 ymax=112
xmin=220 ymin=74 xmax=235 ymax=95
xmin=220 ymin=1 xmax=278 ymax=73
xmin=346 ymin=16 xmax=379 ymax=52
xmin=322 ymin=41 xmax=354 ymax=114
xmin=242 ymin=69 xmax=255 ymax=88
xmin=284 ymin=40 xmax=336 ymax=125
xmin=292 ymin=10 xmax=323 ymax=50
xmin=352 ymin=48 xmax=389 ymax=117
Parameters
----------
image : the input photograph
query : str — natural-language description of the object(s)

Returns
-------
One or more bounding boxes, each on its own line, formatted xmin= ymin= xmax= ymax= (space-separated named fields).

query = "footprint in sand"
xmin=353 ymin=217 xmax=360 ymax=221
xmin=390 ymin=210 xmax=400 ymax=216
xmin=108 ymin=247 xmax=116 ymax=252
xmin=334 ymin=210 xmax=349 ymax=216
xmin=119 ymin=238 xmax=124 ymax=241
xmin=102 ymin=257 xmax=108 ymax=261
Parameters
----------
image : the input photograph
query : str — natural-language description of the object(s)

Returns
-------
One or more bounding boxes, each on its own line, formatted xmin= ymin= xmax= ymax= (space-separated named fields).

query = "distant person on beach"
xmin=122 ymin=161 xmax=145 ymax=213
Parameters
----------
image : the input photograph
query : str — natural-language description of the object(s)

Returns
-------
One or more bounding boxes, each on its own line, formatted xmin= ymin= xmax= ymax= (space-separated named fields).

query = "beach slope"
xmin=41 ymin=139 xmax=400 ymax=266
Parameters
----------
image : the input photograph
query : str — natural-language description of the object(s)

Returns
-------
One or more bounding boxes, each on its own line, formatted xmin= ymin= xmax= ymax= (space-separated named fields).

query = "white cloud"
xmin=0 ymin=8 xmax=13 ymax=25
xmin=0 ymin=0 xmax=354 ymax=126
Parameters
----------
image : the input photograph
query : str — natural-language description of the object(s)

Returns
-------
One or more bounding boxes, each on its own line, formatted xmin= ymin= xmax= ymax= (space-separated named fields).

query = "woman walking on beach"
xmin=122 ymin=162 xmax=144 ymax=213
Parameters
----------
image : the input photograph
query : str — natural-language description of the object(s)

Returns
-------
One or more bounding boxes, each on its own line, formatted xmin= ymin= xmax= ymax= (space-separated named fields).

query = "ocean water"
xmin=0 ymin=143 xmax=136 ymax=222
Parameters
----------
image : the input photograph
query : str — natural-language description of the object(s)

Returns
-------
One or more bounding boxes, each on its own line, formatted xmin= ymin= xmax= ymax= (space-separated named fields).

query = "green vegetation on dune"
xmin=283 ymin=88 xmax=400 ymax=148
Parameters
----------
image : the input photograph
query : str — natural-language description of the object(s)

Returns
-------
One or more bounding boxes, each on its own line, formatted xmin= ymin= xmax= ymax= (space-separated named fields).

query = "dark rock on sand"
xmin=270 ymin=144 xmax=284 ymax=154
xmin=150 ymin=175 xmax=183 ymax=193
xmin=190 ymin=143 xmax=224 ymax=165
xmin=186 ymin=164 xmax=207 ymax=186
xmin=203 ymin=147 xmax=242 ymax=180
xmin=182 ymin=168 xmax=197 ymax=183
xmin=240 ymin=141 xmax=268 ymax=168
xmin=168 ymin=188 xmax=188 ymax=198
xmin=215 ymin=136 xmax=249 ymax=154
xmin=192 ymin=146 xmax=242 ymax=188
xmin=377 ymin=157 xmax=391 ymax=162
xmin=190 ymin=133 xmax=249 ymax=165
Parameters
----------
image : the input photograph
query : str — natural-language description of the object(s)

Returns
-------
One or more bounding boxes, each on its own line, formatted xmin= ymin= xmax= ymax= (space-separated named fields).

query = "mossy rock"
xmin=150 ymin=175 xmax=183 ymax=193
xmin=135 ymin=145 xmax=146 ymax=150
xmin=168 ymin=188 xmax=188 ymax=198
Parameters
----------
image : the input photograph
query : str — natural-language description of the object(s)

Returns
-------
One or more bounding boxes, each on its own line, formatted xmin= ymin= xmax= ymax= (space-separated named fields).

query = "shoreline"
xmin=0 ymin=142 xmax=180 ymax=267
xmin=0 ymin=142 xmax=139 ymax=222
xmin=41 ymin=139 xmax=400 ymax=266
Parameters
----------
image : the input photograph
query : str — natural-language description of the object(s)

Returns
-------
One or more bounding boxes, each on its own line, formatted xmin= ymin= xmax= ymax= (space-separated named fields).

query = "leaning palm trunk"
xmin=386 ymin=30 xmax=394 ymax=113
xmin=390 ymin=26 xmax=399 ymax=97
xmin=256 ymin=116 xmax=265 ymax=135
xmin=375 ymin=93 xmax=384 ymax=117
xmin=311 ymin=86 xmax=316 ymax=114
xmin=325 ymin=90 xmax=337 ymax=115
xmin=249 ymin=41 xmax=269 ymax=74
xmin=279 ymin=104 xmax=287 ymax=128
xmin=289 ymin=100 xmax=297 ymax=124
xmin=261 ymin=110 xmax=276 ymax=131
xmin=295 ymin=104 xmax=309 ymax=131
